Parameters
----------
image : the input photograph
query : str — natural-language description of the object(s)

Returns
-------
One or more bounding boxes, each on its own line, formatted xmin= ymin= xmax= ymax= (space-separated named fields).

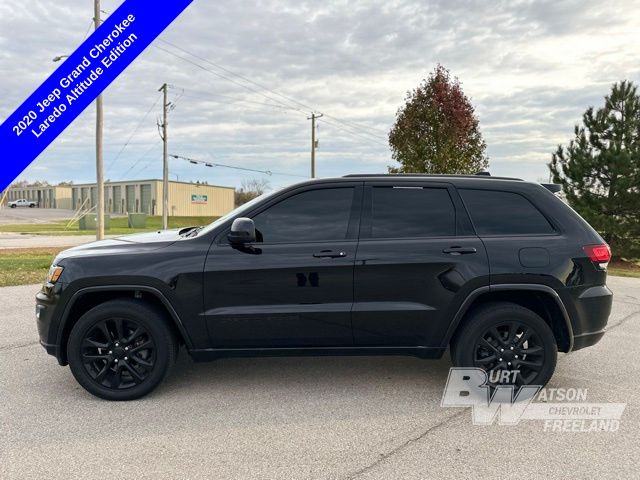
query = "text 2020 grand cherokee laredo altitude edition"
xmin=36 ymin=174 xmax=613 ymax=400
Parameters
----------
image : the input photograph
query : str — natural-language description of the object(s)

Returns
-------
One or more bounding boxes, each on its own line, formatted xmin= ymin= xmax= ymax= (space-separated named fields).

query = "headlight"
xmin=46 ymin=265 xmax=64 ymax=284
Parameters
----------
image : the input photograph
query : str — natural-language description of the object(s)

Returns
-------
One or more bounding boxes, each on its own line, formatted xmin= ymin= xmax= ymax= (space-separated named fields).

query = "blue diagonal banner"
xmin=0 ymin=0 xmax=194 ymax=192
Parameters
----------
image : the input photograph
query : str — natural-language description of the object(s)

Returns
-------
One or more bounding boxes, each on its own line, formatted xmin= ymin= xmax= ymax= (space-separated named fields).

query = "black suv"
xmin=36 ymin=174 xmax=613 ymax=400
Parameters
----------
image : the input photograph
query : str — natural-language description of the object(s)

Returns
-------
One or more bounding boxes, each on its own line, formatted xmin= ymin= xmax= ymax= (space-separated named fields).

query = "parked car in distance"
xmin=8 ymin=198 xmax=37 ymax=208
xmin=36 ymin=173 xmax=612 ymax=400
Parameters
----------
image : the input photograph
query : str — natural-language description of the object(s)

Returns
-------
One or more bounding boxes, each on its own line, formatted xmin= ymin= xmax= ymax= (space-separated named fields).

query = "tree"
xmin=388 ymin=65 xmax=488 ymax=174
xmin=549 ymin=80 xmax=640 ymax=257
xmin=235 ymin=178 xmax=270 ymax=207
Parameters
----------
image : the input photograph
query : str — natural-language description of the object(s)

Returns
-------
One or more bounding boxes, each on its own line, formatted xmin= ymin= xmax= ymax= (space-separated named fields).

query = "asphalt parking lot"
xmin=1 ymin=276 xmax=639 ymax=479
xmin=0 ymin=207 xmax=76 ymax=225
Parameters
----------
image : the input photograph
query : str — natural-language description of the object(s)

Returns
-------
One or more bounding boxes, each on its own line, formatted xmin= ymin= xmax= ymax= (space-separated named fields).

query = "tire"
xmin=29 ymin=204 xmax=35 ymax=208
xmin=10 ymin=204 xmax=16 ymax=208
xmin=451 ymin=302 xmax=557 ymax=388
xmin=67 ymin=299 xmax=177 ymax=400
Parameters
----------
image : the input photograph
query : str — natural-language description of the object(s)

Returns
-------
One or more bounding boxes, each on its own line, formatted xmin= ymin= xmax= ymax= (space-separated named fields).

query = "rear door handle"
xmin=313 ymin=250 xmax=347 ymax=258
xmin=442 ymin=246 xmax=477 ymax=255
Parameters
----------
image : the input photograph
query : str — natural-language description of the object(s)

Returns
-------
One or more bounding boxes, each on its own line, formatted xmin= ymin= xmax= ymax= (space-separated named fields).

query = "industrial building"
xmin=4 ymin=184 xmax=73 ymax=209
xmin=4 ymin=179 xmax=235 ymax=217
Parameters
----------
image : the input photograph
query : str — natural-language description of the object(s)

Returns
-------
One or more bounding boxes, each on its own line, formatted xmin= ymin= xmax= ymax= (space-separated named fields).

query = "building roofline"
xmin=66 ymin=179 xmax=235 ymax=190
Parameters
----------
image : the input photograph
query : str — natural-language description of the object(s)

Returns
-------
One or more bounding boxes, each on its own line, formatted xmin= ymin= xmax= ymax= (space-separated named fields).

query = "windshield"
xmin=196 ymin=189 xmax=280 ymax=236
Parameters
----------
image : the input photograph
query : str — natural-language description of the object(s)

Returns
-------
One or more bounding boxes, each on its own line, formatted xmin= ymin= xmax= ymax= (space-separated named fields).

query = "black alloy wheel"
xmin=80 ymin=317 xmax=156 ymax=389
xmin=451 ymin=302 xmax=557 ymax=389
xmin=473 ymin=321 xmax=545 ymax=386
xmin=68 ymin=299 xmax=177 ymax=400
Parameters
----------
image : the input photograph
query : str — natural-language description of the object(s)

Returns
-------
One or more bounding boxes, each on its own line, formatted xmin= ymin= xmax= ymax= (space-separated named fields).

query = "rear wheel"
xmin=451 ymin=302 xmax=557 ymax=388
xmin=67 ymin=299 xmax=177 ymax=400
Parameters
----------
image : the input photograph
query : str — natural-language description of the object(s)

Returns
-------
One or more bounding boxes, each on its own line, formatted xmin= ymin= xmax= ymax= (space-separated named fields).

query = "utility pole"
xmin=159 ymin=83 xmax=169 ymax=230
xmin=94 ymin=0 xmax=105 ymax=240
xmin=307 ymin=113 xmax=323 ymax=178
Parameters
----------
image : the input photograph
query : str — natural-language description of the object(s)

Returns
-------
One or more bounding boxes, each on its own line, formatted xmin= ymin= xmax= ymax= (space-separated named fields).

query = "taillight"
xmin=583 ymin=244 xmax=611 ymax=269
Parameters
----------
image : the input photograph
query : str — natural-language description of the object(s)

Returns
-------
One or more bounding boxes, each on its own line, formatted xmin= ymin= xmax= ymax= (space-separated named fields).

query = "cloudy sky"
xmin=1 ymin=0 xmax=639 ymax=191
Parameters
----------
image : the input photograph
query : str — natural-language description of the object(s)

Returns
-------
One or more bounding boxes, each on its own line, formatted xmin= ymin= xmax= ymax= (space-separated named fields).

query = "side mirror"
xmin=227 ymin=217 xmax=256 ymax=244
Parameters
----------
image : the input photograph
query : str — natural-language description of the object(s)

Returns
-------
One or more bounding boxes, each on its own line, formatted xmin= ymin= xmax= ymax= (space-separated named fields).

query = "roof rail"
xmin=342 ymin=173 xmax=523 ymax=181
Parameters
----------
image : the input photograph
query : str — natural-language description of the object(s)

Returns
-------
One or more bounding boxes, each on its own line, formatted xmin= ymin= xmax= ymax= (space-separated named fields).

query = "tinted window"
xmin=252 ymin=187 xmax=354 ymax=243
xmin=370 ymin=187 xmax=456 ymax=238
xmin=459 ymin=189 xmax=555 ymax=235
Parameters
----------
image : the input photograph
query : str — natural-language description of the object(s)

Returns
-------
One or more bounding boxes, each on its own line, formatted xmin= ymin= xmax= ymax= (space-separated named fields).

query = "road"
xmin=1 ymin=277 xmax=639 ymax=479
xmin=0 ymin=233 xmax=118 ymax=250
xmin=0 ymin=208 xmax=120 ymax=249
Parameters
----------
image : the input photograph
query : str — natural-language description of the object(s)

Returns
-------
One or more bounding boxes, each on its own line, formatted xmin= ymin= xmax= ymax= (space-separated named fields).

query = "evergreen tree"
xmin=388 ymin=65 xmax=488 ymax=174
xmin=549 ymin=81 xmax=640 ymax=257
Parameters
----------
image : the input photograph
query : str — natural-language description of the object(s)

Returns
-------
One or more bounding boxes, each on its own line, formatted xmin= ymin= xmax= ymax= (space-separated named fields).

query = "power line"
xmin=152 ymin=44 xmax=308 ymax=115
xmin=158 ymin=39 xmax=311 ymax=112
xmin=158 ymin=39 xmax=390 ymax=138
xmin=171 ymin=87 xmax=304 ymax=113
xmin=318 ymin=118 xmax=388 ymax=147
xmin=130 ymin=145 xmax=162 ymax=176
xmin=171 ymin=154 xmax=308 ymax=178
xmin=103 ymin=10 xmax=390 ymax=142
xmin=106 ymin=94 xmax=162 ymax=175
xmin=117 ymin=144 xmax=158 ymax=180
xmin=153 ymin=42 xmax=389 ymax=143
xmin=80 ymin=20 xmax=94 ymax=42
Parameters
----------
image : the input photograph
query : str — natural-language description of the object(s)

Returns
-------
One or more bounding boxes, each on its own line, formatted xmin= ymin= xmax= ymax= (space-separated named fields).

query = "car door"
xmin=203 ymin=182 xmax=362 ymax=348
xmin=352 ymin=181 xmax=490 ymax=347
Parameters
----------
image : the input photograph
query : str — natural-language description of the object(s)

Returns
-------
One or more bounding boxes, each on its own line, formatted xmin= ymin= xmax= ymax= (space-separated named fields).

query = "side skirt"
xmin=188 ymin=346 xmax=446 ymax=362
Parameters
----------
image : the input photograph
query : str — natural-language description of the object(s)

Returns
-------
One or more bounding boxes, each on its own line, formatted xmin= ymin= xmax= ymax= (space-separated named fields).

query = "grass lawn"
xmin=608 ymin=259 xmax=640 ymax=278
xmin=0 ymin=247 xmax=64 ymax=287
xmin=0 ymin=216 xmax=219 ymax=236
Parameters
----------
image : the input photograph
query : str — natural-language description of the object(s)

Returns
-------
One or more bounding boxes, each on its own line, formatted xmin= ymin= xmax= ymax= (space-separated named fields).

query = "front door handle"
xmin=442 ymin=246 xmax=477 ymax=255
xmin=313 ymin=250 xmax=347 ymax=258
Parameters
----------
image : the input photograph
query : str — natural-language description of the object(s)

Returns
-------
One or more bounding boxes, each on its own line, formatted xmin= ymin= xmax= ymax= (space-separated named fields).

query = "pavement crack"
xmin=345 ymin=409 xmax=468 ymax=479
xmin=0 ymin=340 xmax=39 ymax=352
xmin=604 ymin=310 xmax=640 ymax=333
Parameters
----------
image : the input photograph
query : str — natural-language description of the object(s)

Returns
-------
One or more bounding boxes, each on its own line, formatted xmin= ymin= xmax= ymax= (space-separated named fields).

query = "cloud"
xmin=0 ymin=0 xmax=638 ymax=190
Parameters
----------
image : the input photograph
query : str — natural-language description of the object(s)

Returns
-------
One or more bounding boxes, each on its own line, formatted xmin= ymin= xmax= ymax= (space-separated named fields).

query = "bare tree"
xmin=235 ymin=178 xmax=270 ymax=207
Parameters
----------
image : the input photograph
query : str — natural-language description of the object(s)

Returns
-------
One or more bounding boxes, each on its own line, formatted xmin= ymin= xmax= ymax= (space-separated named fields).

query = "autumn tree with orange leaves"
xmin=389 ymin=65 xmax=488 ymax=174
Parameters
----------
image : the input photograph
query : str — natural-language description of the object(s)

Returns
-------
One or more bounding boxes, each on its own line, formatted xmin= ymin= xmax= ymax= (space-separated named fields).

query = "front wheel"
xmin=67 ymin=299 xmax=177 ymax=400
xmin=451 ymin=302 xmax=557 ymax=388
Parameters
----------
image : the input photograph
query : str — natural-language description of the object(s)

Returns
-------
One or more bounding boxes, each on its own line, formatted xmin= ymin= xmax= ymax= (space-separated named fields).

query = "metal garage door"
xmin=113 ymin=186 xmax=122 ymax=213
xmin=140 ymin=184 xmax=152 ymax=214
xmin=90 ymin=187 xmax=96 ymax=208
xmin=126 ymin=185 xmax=136 ymax=213
xmin=72 ymin=188 xmax=78 ymax=209
xmin=81 ymin=188 xmax=89 ymax=208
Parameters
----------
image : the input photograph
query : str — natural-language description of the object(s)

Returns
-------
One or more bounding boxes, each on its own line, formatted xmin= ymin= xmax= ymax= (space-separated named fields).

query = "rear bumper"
xmin=572 ymin=330 xmax=606 ymax=350
xmin=568 ymin=285 xmax=612 ymax=351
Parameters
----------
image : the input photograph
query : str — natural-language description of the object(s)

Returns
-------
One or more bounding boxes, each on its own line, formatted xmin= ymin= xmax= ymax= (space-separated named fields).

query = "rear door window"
xmin=369 ymin=186 xmax=456 ymax=238
xmin=459 ymin=189 xmax=555 ymax=235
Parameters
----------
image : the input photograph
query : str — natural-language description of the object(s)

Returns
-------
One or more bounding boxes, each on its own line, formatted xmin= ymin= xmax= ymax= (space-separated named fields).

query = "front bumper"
xmin=36 ymin=285 xmax=66 ymax=365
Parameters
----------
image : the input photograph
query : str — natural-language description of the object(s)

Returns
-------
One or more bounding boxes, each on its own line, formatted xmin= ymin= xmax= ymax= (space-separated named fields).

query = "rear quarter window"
xmin=459 ymin=189 xmax=555 ymax=236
